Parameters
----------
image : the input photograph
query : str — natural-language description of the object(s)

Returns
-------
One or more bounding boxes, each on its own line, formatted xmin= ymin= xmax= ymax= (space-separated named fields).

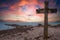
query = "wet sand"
xmin=0 ymin=24 xmax=60 ymax=40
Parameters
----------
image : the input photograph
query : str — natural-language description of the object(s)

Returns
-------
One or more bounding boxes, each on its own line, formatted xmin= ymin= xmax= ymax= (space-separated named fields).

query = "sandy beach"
xmin=0 ymin=24 xmax=60 ymax=40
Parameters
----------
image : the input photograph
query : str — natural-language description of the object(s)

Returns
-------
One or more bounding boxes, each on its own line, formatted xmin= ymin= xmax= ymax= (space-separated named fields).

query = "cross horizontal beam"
xmin=36 ymin=8 xmax=57 ymax=13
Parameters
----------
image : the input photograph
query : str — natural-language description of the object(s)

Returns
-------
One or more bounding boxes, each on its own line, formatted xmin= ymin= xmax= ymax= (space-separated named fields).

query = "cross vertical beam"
xmin=44 ymin=0 xmax=48 ymax=40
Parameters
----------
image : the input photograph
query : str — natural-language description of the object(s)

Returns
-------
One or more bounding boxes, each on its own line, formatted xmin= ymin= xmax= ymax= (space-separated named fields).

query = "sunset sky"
xmin=0 ymin=0 xmax=60 ymax=22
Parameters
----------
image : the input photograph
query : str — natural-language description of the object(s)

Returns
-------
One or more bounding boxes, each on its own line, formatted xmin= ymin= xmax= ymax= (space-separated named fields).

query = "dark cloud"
xmin=56 ymin=0 xmax=60 ymax=6
xmin=0 ymin=6 xmax=9 ymax=10
xmin=0 ymin=0 xmax=20 ymax=5
xmin=0 ymin=0 xmax=21 ymax=11
xmin=56 ymin=0 xmax=60 ymax=11
xmin=37 ymin=0 xmax=44 ymax=2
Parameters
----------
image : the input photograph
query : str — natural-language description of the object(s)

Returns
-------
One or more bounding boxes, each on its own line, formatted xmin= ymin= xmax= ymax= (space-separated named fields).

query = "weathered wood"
xmin=44 ymin=1 xmax=48 ymax=40
xmin=36 ymin=0 xmax=57 ymax=40
xmin=36 ymin=9 xmax=57 ymax=13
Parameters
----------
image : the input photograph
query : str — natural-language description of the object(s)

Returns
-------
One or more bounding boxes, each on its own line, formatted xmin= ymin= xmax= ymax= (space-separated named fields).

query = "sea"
xmin=0 ymin=21 xmax=60 ymax=30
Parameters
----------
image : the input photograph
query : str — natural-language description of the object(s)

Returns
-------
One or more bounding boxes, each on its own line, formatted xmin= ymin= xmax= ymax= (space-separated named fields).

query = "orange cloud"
xmin=10 ymin=0 xmax=44 ymax=9
xmin=9 ymin=0 xmax=44 ymax=16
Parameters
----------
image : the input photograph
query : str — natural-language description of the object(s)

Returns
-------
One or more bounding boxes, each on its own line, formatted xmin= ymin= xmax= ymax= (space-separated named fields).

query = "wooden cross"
xmin=36 ymin=0 xmax=57 ymax=40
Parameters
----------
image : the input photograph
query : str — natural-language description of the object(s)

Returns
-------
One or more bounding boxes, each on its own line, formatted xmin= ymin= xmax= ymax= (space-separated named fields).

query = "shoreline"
xmin=0 ymin=24 xmax=60 ymax=40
